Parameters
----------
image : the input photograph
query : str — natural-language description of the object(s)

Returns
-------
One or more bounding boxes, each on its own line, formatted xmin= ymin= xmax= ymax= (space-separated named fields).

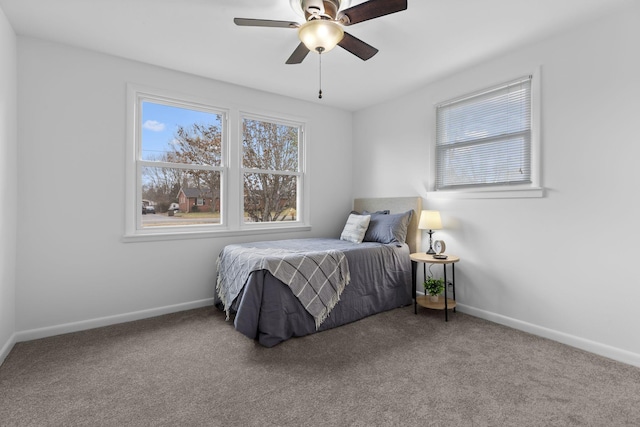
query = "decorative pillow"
xmin=340 ymin=214 xmax=371 ymax=244
xmin=363 ymin=210 xmax=413 ymax=244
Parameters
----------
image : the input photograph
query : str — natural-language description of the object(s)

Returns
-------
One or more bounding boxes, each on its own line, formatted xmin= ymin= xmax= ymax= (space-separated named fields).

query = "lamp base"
xmin=426 ymin=229 xmax=436 ymax=255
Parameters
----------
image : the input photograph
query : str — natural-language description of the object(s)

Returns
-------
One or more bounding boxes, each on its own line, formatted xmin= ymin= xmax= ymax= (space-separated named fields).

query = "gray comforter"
xmin=215 ymin=238 xmax=412 ymax=347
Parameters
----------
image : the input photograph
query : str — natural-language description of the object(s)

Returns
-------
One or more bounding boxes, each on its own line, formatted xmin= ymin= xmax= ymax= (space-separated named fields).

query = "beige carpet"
xmin=1 ymin=306 xmax=640 ymax=426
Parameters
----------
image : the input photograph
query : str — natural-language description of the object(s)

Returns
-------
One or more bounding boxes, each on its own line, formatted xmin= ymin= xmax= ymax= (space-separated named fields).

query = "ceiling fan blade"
xmin=338 ymin=0 xmax=407 ymax=26
xmin=286 ymin=42 xmax=311 ymax=64
xmin=234 ymin=18 xmax=300 ymax=28
xmin=338 ymin=32 xmax=378 ymax=61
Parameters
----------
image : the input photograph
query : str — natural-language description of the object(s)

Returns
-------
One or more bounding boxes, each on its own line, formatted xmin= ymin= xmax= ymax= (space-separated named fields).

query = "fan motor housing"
xmin=294 ymin=0 xmax=346 ymax=21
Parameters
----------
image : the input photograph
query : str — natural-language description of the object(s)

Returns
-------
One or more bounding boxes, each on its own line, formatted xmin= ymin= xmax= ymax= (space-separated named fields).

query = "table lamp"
xmin=418 ymin=210 xmax=442 ymax=254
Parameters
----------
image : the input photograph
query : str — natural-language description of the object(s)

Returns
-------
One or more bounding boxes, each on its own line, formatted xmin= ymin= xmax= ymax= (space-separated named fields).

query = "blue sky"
xmin=141 ymin=101 xmax=221 ymax=160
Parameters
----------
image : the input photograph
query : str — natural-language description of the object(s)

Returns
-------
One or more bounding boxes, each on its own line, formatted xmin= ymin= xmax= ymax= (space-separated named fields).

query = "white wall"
xmin=15 ymin=38 xmax=353 ymax=337
xmin=353 ymin=2 xmax=640 ymax=366
xmin=0 ymin=6 xmax=17 ymax=364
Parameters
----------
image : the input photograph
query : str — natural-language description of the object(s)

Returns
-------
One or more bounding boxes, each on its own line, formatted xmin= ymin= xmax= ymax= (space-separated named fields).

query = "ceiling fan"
xmin=234 ymin=0 xmax=408 ymax=64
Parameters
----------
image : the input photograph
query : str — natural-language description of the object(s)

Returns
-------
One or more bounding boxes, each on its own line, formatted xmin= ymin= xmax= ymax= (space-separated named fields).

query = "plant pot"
xmin=429 ymin=295 xmax=439 ymax=303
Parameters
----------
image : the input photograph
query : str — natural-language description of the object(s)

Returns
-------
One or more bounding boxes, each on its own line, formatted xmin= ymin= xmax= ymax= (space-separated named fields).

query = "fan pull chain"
xmin=317 ymin=47 xmax=324 ymax=99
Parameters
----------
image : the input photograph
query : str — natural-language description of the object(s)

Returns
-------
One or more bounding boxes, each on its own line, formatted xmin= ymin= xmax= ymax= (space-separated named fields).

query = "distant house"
xmin=177 ymin=187 xmax=218 ymax=213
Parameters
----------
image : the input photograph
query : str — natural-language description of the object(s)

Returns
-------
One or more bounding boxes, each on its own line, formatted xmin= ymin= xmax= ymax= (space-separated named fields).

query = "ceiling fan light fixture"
xmin=298 ymin=19 xmax=344 ymax=53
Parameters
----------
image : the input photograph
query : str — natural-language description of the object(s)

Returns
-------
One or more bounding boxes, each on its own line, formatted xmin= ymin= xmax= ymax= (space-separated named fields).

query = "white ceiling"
xmin=0 ymin=0 xmax=632 ymax=111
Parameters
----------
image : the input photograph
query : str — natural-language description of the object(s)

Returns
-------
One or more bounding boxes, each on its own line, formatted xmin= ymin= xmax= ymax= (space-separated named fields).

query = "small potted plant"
xmin=424 ymin=277 xmax=445 ymax=302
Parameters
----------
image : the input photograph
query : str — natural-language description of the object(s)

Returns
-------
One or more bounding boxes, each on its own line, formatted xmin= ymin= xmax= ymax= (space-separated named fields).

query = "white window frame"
xmin=428 ymin=69 xmax=543 ymax=199
xmin=239 ymin=112 xmax=306 ymax=231
xmin=124 ymin=85 xmax=310 ymax=242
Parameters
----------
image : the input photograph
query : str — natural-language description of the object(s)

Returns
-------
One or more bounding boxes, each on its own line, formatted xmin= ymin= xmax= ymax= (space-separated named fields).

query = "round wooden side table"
xmin=410 ymin=253 xmax=460 ymax=321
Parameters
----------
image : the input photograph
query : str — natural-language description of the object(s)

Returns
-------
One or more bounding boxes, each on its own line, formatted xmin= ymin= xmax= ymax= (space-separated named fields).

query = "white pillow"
xmin=340 ymin=214 xmax=371 ymax=244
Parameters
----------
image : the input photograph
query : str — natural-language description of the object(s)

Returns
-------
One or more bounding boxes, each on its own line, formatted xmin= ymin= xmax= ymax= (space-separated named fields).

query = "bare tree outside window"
xmin=242 ymin=118 xmax=301 ymax=223
xmin=171 ymin=123 xmax=222 ymax=214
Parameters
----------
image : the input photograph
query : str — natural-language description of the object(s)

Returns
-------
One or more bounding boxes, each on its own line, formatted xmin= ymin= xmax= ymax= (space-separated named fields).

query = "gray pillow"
xmin=362 ymin=210 xmax=390 ymax=215
xmin=351 ymin=209 xmax=390 ymax=215
xmin=363 ymin=210 xmax=413 ymax=244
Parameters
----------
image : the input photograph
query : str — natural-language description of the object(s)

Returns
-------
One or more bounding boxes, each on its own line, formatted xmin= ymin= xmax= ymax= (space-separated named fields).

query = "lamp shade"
xmin=418 ymin=210 xmax=442 ymax=230
xmin=298 ymin=19 xmax=344 ymax=53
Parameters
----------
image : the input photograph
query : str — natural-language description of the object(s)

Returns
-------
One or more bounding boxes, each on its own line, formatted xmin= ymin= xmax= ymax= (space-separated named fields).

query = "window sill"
xmin=426 ymin=187 xmax=544 ymax=200
xmin=122 ymin=224 xmax=312 ymax=243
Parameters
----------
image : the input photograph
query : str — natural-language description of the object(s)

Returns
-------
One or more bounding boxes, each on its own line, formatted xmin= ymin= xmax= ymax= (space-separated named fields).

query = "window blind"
xmin=435 ymin=76 xmax=532 ymax=190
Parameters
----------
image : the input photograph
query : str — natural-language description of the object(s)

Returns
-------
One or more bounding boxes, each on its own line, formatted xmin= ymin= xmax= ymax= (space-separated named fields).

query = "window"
xmin=137 ymin=96 xmax=225 ymax=229
xmin=125 ymin=86 xmax=308 ymax=239
xmin=241 ymin=115 xmax=303 ymax=224
xmin=435 ymin=75 xmax=537 ymax=193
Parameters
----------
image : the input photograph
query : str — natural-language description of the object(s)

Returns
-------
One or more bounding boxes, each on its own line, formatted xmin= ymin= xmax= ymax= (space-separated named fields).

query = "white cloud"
xmin=143 ymin=120 xmax=165 ymax=132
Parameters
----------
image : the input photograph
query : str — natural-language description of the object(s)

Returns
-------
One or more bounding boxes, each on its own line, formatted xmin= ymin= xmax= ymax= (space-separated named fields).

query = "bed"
xmin=215 ymin=197 xmax=422 ymax=347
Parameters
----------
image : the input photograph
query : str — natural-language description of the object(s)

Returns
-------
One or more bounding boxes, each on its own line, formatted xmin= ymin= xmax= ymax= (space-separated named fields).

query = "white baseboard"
xmin=14 ymin=298 xmax=215 ymax=343
xmin=457 ymin=303 xmax=640 ymax=368
xmin=0 ymin=333 xmax=17 ymax=367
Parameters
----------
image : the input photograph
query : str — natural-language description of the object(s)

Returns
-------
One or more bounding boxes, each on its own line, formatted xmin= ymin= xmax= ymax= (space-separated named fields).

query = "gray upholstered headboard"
xmin=353 ymin=197 xmax=422 ymax=254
